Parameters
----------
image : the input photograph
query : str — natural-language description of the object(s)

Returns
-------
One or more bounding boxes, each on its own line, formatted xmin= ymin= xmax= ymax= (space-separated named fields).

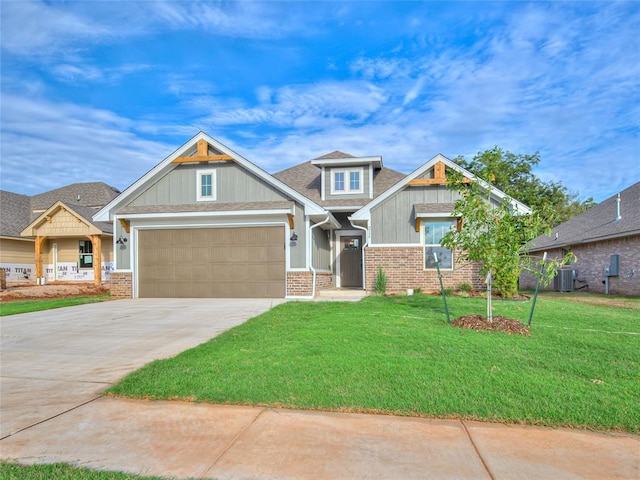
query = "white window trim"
xmin=196 ymin=169 xmax=217 ymax=202
xmin=330 ymin=168 xmax=364 ymax=195
xmin=422 ymin=219 xmax=455 ymax=271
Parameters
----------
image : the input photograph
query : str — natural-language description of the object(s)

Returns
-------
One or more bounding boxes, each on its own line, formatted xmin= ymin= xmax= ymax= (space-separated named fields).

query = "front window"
xmin=197 ymin=169 xmax=216 ymax=201
xmin=424 ymin=220 xmax=454 ymax=269
xmin=79 ymin=240 xmax=93 ymax=268
xmin=350 ymin=171 xmax=360 ymax=190
xmin=331 ymin=168 xmax=363 ymax=194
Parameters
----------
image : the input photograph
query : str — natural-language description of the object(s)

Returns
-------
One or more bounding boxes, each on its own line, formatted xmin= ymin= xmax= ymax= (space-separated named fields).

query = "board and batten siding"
xmin=312 ymin=225 xmax=331 ymax=270
xmin=130 ymin=162 xmax=290 ymax=206
xmin=115 ymin=220 xmax=130 ymax=270
xmin=371 ymin=186 xmax=460 ymax=244
xmin=290 ymin=203 xmax=306 ymax=269
xmin=324 ymin=166 xmax=371 ymax=201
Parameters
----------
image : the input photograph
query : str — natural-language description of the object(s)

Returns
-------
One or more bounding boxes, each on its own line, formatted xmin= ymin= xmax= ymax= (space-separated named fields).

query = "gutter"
xmin=349 ymin=218 xmax=370 ymax=291
xmin=308 ymin=215 xmax=332 ymax=298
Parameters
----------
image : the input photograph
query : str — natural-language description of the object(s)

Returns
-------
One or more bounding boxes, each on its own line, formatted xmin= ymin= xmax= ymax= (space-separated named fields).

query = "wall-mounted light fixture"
xmin=116 ymin=236 xmax=128 ymax=245
xmin=290 ymin=232 xmax=298 ymax=241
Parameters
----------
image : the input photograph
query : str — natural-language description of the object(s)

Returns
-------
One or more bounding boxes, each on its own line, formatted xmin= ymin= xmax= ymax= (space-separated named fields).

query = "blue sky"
xmin=1 ymin=1 xmax=638 ymax=203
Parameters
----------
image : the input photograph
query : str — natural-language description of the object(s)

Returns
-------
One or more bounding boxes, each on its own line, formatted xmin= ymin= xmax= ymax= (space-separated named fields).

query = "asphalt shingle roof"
xmin=31 ymin=182 xmax=120 ymax=211
xmin=529 ymin=181 xmax=640 ymax=251
xmin=0 ymin=182 xmax=120 ymax=238
xmin=117 ymin=201 xmax=294 ymax=215
xmin=0 ymin=191 xmax=32 ymax=238
xmin=274 ymin=159 xmax=405 ymax=207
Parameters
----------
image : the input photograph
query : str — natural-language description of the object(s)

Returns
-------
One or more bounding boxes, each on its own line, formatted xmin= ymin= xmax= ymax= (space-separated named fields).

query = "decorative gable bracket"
xmin=407 ymin=161 xmax=472 ymax=186
xmin=172 ymin=139 xmax=233 ymax=164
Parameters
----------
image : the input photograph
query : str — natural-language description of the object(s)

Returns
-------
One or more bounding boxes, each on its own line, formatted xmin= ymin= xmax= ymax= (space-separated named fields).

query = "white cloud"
xmin=0 ymin=94 xmax=171 ymax=195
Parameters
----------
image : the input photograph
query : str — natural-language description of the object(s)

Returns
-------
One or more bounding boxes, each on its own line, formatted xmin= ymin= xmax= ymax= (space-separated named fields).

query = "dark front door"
xmin=340 ymin=235 xmax=363 ymax=288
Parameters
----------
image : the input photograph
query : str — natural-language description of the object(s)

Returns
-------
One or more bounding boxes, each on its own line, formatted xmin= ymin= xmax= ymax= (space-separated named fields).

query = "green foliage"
xmin=441 ymin=171 xmax=573 ymax=298
xmin=108 ymin=294 xmax=640 ymax=433
xmin=458 ymin=283 xmax=473 ymax=293
xmin=0 ymin=461 xmax=165 ymax=479
xmin=455 ymin=146 xmax=595 ymax=225
xmin=0 ymin=293 xmax=110 ymax=316
xmin=374 ymin=266 xmax=387 ymax=295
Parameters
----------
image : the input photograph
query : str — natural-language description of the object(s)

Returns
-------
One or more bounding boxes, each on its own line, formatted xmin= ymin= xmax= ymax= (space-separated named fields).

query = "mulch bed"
xmin=451 ymin=315 xmax=530 ymax=335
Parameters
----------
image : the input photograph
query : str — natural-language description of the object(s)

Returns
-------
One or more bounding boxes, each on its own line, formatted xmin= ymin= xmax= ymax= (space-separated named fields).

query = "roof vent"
xmin=615 ymin=193 xmax=621 ymax=221
xmin=77 ymin=194 xmax=80 ymax=202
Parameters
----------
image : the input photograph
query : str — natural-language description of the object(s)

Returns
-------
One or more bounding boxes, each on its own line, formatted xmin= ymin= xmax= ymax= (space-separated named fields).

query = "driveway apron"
xmin=0 ymin=298 xmax=283 ymax=438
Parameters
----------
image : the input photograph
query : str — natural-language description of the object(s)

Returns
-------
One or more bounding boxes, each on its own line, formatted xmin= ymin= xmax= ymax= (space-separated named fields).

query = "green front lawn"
xmin=0 ymin=462 xmax=165 ymax=480
xmin=108 ymin=293 xmax=640 ymax=433
xmin=0 ymin=293 xmax=111 ymax=316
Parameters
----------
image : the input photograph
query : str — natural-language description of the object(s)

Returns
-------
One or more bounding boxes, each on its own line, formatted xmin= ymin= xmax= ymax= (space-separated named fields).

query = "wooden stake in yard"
xmin=528 ymin=252 xmax=547 ymax=326
xmin=434 ymin=252 xmax=451 ymax=324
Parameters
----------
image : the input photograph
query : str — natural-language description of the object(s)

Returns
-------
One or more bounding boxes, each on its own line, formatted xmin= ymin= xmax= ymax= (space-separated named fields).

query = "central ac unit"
xmin=554 ymin=269 xmax=574 ymax=292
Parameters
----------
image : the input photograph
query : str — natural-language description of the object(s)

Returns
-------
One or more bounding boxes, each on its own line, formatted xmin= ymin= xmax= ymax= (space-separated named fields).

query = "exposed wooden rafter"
xmin=172 ymin=139 xmax=233 ymax=164
xmin=415 ymin=217 xmax=421 ymax=233
xmin=287 ymin=213 xmax=295 ymax=229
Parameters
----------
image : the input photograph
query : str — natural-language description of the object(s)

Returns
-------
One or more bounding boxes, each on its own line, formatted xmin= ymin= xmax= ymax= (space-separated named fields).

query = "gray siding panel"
xmin=289 ymin=203 xmax=306 ymax=268
xmin=324 ymin=166 xmax=370 ymax=201
xmin=115 ymin=221 xmax=130 ymax=270
xmin=371 ymin=186 xmax=460 ymax=244
xmin=130 ymin=163 xmax=288 ymax=206
xmin=312 ymin=225 xmax=331 ymax=270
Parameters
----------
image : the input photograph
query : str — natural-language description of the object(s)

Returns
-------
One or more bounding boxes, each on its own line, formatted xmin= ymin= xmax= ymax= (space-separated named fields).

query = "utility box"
xmin=609 ymin=255 xmax=620 ymax=276
xmin=554 ymin=269 xmax=574 ymax=292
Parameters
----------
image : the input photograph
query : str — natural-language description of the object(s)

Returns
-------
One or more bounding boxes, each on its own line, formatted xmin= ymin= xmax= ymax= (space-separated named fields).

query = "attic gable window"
xmin=331 ymin=168 xmax=363 ymax=195
xmin=197 ymin=169 xmax=216 ymax=202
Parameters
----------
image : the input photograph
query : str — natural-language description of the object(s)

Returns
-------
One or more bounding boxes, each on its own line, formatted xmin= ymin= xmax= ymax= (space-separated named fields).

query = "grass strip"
xmin=0 ymin=293 xmax=111 ymax=316
xmin=107 ymin=293 xmax=640 ymax=433
xmin=0 ymin=462 xmax=168 ymax=479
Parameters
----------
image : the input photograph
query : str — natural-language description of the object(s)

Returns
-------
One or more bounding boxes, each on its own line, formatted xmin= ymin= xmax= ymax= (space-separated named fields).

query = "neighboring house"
xmin=94 ymin=132 xmax=530 ymax=299
xmin=520 ymin=182 xmax=640 ymax=296
xmin=0 ymin=183 xmax=120 ymax=285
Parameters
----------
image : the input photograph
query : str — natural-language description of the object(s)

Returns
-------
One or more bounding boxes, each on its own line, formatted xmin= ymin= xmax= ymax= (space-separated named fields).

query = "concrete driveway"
xmin=0 ymin=298 xmax=283 ymax=438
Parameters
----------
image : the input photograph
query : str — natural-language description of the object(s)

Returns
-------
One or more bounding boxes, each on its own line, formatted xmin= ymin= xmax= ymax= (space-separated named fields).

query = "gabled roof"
xmin=1 ymin=183 xmax=119 ymax=239
xmin=94 ymin=132 xmax=331 ymax=223
xmin=528 ymin=181 xmax=640 ymax=251
xmin=274 ymin=161 xmax=405 ymax=207
xmin=31 ymin=182 xmax=120 ymax=211
xmin=350 ymin=154 xmax=531 ymax=221
xmin=20 ymin=201 xmax=113 ymax=237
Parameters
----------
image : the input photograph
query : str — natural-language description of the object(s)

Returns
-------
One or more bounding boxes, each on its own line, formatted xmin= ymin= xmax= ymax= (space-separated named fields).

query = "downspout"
xmin=309 ymin=215 xmax=332 ymax=298
xmin=350 ymin=220 xmax=369 ymax=291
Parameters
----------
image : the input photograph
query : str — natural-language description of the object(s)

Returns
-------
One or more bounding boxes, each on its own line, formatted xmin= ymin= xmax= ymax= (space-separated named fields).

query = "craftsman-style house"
xmin=94 ymin=132 xmax=530 ymax=299
xmin=0 ymin=183 xmax=119 ymax=285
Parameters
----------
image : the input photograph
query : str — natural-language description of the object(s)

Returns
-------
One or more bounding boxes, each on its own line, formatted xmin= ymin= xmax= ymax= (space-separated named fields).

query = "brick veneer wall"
xmin=286 ymin=271 xmax=333 ymax=297
xmin=110 ymin=271 xmax=133 ymax=299
xmin=520 ymin=235 xmax=640 ymax=295
xmin=365 ymin=246 xmax=483 ymax=294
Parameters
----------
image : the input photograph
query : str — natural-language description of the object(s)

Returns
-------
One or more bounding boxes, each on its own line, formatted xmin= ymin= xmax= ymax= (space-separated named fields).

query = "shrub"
xmin=458 ymin=283 xmax=473 ymax=293
xmin=375 ymin=266 xmax=387 ymax=295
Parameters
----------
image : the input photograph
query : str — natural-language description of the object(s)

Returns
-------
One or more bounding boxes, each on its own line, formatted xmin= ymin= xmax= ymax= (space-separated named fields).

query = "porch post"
xmin=89 ymin=235 xmax=102 ymax=285
xmin=34 ymin=236 xmax=47 ymax=281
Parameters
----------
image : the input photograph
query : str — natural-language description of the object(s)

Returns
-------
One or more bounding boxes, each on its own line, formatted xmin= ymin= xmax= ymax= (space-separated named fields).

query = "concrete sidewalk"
xmin=2 ymin=397 xmax=638 ymax=480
